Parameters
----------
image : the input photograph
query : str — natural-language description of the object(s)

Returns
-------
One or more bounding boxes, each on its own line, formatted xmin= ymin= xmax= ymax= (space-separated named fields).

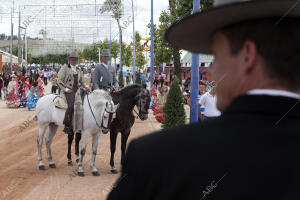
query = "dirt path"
xmin=0 ymin=84 xmax=161 ymax=200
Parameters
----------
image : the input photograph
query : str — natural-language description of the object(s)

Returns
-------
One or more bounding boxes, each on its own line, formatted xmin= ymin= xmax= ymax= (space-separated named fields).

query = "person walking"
xmin=198 ymin=80 xmax=207 ymax=121
xmin=50 ymin=74 xmax=58 ymax=94
xmin=92 ymin=49 xmax=119 ymax=91
xmin=0 ymin=74 xmax=3 ymax=100
xmin=3 ymin=73 xmax=10 ymax=100
xmin=198 ymin=81 xmax=221 ymax=120
xmin=108 ymin=0 xmax=300 ymax=199
xmin=6 ymin=74 xmax=20 ymax=108
xmin=43 ymin=70 xmax=48 ymax=86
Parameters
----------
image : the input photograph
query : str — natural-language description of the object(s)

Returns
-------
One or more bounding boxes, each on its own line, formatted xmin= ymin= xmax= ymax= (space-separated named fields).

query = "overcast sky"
xmin=0 ymin=0 xmax=169 ymax=44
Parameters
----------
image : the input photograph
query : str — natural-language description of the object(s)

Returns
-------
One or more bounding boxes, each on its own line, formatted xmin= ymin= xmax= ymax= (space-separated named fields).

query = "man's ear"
xmin=242 ymin=40 xmax=258 ymax=73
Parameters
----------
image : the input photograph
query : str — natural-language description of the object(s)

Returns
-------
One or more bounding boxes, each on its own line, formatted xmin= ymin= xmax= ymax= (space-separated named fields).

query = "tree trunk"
xmin=169 ymin=0 xmax=182 ymax=81
xmin=172 ymin=47 xmax=181 ymax=81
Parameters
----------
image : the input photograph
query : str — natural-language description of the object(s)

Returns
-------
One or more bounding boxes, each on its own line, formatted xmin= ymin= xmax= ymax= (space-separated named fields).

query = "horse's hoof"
xmin=39 ymin=165 xmax=45 ymax=170
xmin=68 ymin=161 xmax=73 ymax=166
xmin=92 ymin=171 xmax=100 ymax=176
xmin=78 ymin=172 xmax=85 ymax=177
xmin=49 ymin=164 xmax=56 ymax=168
xmin=111 ymin=169 xmax=118 ymax=174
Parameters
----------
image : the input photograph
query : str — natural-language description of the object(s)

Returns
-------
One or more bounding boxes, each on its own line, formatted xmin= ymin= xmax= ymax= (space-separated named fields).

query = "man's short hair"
xmin=220 ymin=17 xmax=300 ymax=91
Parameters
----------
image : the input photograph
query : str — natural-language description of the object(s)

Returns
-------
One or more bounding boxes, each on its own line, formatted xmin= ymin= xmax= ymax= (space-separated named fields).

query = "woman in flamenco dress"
xmin=26 ymin=81 xmax=40 ymax=110
xmin=6 ymin=74 xmax=21 ymax=108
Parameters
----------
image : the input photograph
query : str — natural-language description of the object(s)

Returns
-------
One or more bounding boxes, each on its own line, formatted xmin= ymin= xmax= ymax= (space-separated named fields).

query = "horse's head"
xmin=135 ymin=88 xmax=151 ymax=120
xmin=101 ymin=100 xmax=117 ymax=134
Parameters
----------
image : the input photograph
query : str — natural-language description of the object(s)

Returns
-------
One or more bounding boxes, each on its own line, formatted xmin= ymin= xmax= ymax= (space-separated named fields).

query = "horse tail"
xmin=33 ymin=115 xmax=38 ymax=121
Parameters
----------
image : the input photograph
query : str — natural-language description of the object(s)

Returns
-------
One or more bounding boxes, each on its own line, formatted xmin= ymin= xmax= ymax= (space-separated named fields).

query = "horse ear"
xmin=106 ymin=102 xmax=108 ymax=107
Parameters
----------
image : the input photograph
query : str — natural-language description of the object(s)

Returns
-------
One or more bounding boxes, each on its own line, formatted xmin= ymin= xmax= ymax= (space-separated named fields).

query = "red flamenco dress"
xmin=151 ymin=88 xmax=166 ymax=123
xmin=6 ymin=80 xmax=20 ymax=108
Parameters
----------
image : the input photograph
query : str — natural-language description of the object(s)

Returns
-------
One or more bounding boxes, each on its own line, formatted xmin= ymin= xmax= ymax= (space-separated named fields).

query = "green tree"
xmin=12 ymin=46 xmax=18 ymax=56
xmin=134 ymin=32 xmax=146 ymax=69
xmin=162 ymin=77 xmax=186 ymax=128
xmin=110 ymin=40 xmax=120 ymax=67
xmin=99 ymin=39 xmax=120 ymax=67
xmin=118 ymin=70 xmax=124 ymax=87
xmin=100 ymin=0 xmax=124 ymax=70
xmin=154 ymin=0 xmax=213 ymax=80
xmin=135 ymin=72 xmax=141 ymax=84
xmin=79 ymin=39 xmax=120 ymax=65
xmin=122 ymin=43 xmax=133 ymax=67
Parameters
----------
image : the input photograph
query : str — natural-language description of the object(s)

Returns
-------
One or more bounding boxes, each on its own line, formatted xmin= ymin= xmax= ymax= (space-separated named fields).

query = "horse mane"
xmin=110 ymin=84 xmax=143 ymax=104
xmin=116 ymin=84 xmax=143 ymax=96
xmin=92 ymin=89 xmax=112 ymax=101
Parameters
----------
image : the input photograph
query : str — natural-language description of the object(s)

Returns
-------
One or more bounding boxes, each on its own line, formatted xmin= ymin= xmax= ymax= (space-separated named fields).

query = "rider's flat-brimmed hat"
xmin=68 ymin=52 xmax=79 ymax=59
xmin=165 ymin=0 xmax=300 ymax=54
xmin=101 ymin=49 xmax=110 ymax=57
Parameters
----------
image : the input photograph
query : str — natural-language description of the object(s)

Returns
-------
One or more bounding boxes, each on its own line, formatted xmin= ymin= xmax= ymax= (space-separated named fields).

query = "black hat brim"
xmin=165 ymin=0 xmax=300 ymax=54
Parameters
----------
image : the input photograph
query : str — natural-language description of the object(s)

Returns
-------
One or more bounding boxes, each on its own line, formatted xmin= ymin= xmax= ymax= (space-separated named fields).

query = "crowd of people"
xmin=148 ymin=68 xmax=221 ymax=123
xmin=0 ymin=67 xmax=56 ymax=110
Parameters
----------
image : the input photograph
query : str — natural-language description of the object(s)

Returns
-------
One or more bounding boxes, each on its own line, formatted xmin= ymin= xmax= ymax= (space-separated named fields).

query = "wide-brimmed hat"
xmin=165 ymin=0 xmax=300 ymax=54
xmin=101 ymin=49 xmax=110 ymax=57
xmin=68 ymin=52 xmax=79 ymax=59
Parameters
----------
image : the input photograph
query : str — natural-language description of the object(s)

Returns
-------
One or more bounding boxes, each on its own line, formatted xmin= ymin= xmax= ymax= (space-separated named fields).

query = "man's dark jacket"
xmin=108 ymin=95 xmax=300 ymax=200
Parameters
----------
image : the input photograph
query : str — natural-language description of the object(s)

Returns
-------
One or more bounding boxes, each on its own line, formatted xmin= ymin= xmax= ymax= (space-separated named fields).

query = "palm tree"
xmin=100 ymin=0 xmax=124 ymax=72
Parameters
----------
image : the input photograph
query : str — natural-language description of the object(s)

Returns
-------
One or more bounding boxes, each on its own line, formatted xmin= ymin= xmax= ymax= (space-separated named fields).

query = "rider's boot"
xmin=63 ymin=125 xmax=73 ymax=135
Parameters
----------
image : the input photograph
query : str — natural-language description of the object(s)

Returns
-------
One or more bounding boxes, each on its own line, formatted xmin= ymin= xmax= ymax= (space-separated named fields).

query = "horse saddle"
xmin=53 ymin=95 xmax=68 ymax=109
xmin=53 ymin=88 xmax=87 ymax=110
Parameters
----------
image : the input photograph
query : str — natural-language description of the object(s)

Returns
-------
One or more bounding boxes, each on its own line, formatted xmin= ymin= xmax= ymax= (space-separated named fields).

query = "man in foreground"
xmin=108 ymin=0 xmax=300 ymax=199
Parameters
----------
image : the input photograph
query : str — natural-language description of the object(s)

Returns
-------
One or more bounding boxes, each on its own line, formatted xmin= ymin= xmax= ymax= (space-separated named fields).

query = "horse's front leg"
xmin=75 ymin=132 xmax=81 ymax=163
xmin=67 ymin=129 xmax=74 ymax=166
xmin=45 ymin=123 xmax=58 ymax=168
xmin=121 ymin=130 xmax=130 ymax=166
xmin=77 ymin=131 xmax=89 ymax=176
xmin=110 ymin=128 xmax=118 ymax=174
xmin=90 ymin=132 xmax=100 ymax=176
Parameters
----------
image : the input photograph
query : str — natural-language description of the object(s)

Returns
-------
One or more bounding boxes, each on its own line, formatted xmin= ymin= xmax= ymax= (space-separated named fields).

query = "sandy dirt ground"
xmin=0 ymin=83 xmax=162 ymax=200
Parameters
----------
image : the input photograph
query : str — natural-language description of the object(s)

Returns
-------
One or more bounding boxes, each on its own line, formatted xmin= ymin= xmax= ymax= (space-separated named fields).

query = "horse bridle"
xmin=101 ymin=101 xmax=115 ymax=130
xmin=133 ymin=93 xmax=149 ymax=120
xmin=87 ymin=93 xmax=114 ymax=130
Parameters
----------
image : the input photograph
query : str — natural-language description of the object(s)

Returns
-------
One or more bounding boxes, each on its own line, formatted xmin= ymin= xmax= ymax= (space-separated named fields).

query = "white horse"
xmin=35 ymin=89 xmax=117 ymax=176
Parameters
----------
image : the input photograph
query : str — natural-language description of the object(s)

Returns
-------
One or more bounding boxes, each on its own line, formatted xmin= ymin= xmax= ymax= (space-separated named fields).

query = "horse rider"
xmin=92 ymin=49 xmax=119 ymax=92
xmin=57 ymin=52 xmax=87 ymax=135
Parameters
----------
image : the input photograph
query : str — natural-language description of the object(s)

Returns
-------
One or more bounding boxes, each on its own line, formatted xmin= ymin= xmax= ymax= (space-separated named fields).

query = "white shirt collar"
xmin=70 ymin=64 xmax=77 ymax=74
xmin=248 ymin=89 xmax=300 ymax=99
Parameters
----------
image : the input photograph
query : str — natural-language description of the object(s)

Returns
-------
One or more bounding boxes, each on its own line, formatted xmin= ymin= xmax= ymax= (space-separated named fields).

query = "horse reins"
xmin=133 ymin=94 xmax=148 ymax=120
xmin=87 ymin=93 xmax=102 ymax=129
xmin=101 ymin=102 xmax=115 ymax=130
xmin=87 ymin=93 xmax=115 ymax=130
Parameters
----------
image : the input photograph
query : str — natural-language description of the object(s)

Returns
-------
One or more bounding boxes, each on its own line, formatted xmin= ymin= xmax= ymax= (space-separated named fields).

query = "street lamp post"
xmin=150 ymin=0 xmax=154 ymax=89
xmin=132 ymin=0 xmax=136 ymax=83
xmin=98 ymin=48 xmax=101 ymax=64
xmin=10 ymin=7 xmax=13 ymax=73
xmin=109 ymin=21 xmax=112 ymax=65
xmin=190 ymin=0 xmax=200 ymax=123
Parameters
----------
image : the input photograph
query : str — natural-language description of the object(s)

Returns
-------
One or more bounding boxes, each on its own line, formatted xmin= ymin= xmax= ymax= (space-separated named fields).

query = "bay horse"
xmin=35 ymin=89 xmax=117 ymax=176
xmin=109 ymin=84 xmax=151 ymax=173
